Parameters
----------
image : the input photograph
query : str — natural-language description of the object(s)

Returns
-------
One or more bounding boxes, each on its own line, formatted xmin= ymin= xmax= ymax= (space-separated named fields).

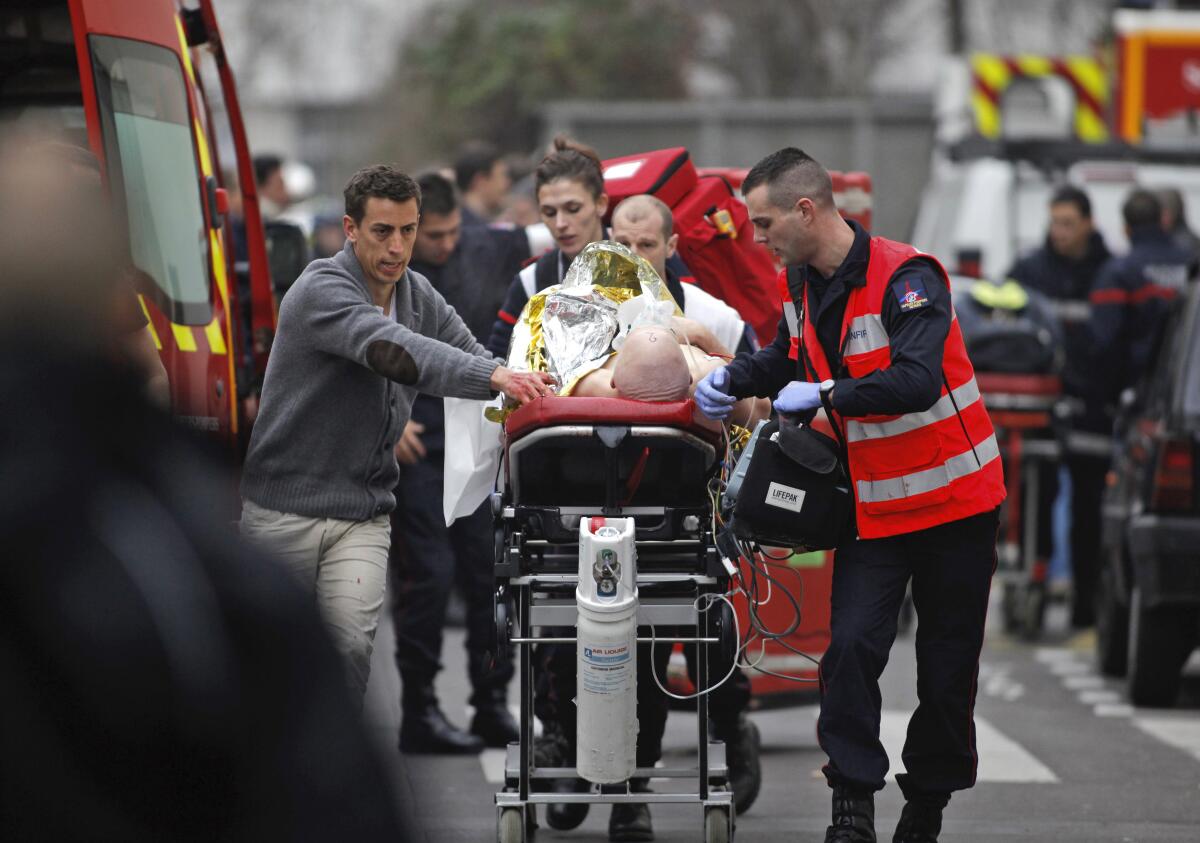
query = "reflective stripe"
xmin=171 ymin=323 xmax=198 ymax=352
xmin=846 ymin=378 xmax=982 ymax=443
xmin=138 ymin=295 xmax=162 ymax=351
xmin=519 ymin=263 xmax=538 ymax=300
xmin=843 ymin=313 xmax=889 ymax=356
xmin=1066 ymin=430 xmax=1114 ymax=457
xmin=1049 ymin=299 xmax=1091 ymax=323
xmin=856 ymin=433 xmax=1000 ymax=504
xmin=204 ymin=318 xmax=227 ymax=355
xmin=783 ymin=301 xmax=798 ymax=337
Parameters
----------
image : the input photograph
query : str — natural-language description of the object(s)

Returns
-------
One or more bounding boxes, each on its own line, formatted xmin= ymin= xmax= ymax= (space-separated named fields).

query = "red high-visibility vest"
xmin=780 ymin=237 xmax=1006 ymax=539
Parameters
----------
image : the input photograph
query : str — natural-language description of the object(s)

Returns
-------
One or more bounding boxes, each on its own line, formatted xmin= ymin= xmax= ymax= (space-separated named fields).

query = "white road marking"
xmin=1048 ymin=660 xmax=1090 ymax=676
xmin=1133 ymin=717 xmax=1200 ymax=764
xmin=1035 ymin=647 xmax=1077 ymax=664
xmin=481 ymin=749 xmax=507 ymax=783
xmin=1063 ymin=675 xmax=1105 ymax=690
xmin=1078 ymin=689 xmax=1123 ymax=705
xmin=1094 ymin=703 xmax=1136 ymax=717
xmin=878 ymin=711 xmax=1058 ymax=783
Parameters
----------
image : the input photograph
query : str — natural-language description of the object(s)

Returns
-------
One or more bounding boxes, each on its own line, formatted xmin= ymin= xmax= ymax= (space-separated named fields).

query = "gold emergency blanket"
xmin=505 ymin=240 xmax=681 ymax=395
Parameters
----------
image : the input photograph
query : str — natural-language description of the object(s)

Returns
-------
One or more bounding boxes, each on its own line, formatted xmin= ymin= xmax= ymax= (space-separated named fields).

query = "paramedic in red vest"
xmin=695 ymin=148 xmax=1005 ymax=843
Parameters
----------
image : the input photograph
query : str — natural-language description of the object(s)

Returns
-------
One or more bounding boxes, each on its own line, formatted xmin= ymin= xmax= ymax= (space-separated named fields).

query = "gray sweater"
xmin=241 ymin=240 xmax=499 ymax=520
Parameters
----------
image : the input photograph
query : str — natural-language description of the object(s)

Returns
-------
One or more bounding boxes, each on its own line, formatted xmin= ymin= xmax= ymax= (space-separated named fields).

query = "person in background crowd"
xmin=607 ymin=195 xmax=763 ymax=827
xmin=501 ymin=152 xmax=542 ymax=228
xmin=238 ymin=164 xmax=553 ymax=705
xmin=390 ymin=172 xmax=529 ymax=755
xmin=253 ymin=153 xmax=290 ymax=218
xmin=1006 ymin=185 xmax=1111 ymax=627
xmin=455 ymin=140 xmax=511 ymax=226
xmin=486 ymin=135 xmax=609 ymax=358
xmin=312 ymin=213 xmax=347 ymax=259
xmin=1092 ymin=188 xmax=1197 ymax=402
xmin=1157 ymin=187 xmax=1200 ymax=263
xmin=697 ymin=147 xmax=1005 ymax=843
xmin=0 ymin=138 xmax=406 ymax=842
xmin=612 ymin=193 xmax=754 ymax=355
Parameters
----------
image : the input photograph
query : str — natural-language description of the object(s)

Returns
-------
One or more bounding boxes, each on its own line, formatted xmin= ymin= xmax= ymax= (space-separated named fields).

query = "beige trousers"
xmin=240 ymin=499 xmax=391 ymax=700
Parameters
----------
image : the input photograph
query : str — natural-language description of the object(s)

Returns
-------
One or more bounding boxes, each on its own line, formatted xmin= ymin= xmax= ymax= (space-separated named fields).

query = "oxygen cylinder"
xmin=575 ymin=516 xmax=639 ymax=784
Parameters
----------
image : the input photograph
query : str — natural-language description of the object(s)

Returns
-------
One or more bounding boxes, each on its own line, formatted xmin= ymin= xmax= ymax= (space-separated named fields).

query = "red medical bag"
xmin=603 ymin=149 xmax=781 ymax=346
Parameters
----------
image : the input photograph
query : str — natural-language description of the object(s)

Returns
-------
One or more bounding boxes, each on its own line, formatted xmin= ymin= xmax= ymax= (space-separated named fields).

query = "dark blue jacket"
xmin=1007 ymin=231 xmax=1110 ymax=400
xmin=408 ymin=225 xmax=529 ymax=453
xmin=724 ymin=222 xmax=952 ymax=419
xmin=1090 ymin=224 xmax=1197 ymax=403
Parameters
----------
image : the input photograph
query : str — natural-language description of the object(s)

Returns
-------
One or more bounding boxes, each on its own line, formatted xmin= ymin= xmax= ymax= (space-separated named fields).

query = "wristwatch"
xmin=818 ymin=378 xmax=836 ymax=398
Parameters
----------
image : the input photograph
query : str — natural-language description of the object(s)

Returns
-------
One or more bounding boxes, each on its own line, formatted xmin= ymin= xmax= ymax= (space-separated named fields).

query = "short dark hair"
xmin=535 ymin=135 xmax=604 ymax=200
xmin=253 ymin=154 xmax=283 ymax=188
xmin=1050 ymin=184 xmax=1092 ymax=219
xmin=454 ymin=141 xmax=502 ymax=193
xmin=1123 ymin=188 xmax=1161 ymax=229
xmin=416 ymin=172 xmax=458 ymax=217
xmin=343 ymin=165 xmax=421 ymax=224
xmin=741 ymin=147 xmax=834 ymax=210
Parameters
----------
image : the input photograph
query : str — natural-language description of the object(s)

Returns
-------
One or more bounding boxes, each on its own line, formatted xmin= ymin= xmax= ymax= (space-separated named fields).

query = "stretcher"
xmin=978 ymin=372 xmax=1065 ymax=638
xmin=492 ymin=396 xmax=738 ymax=843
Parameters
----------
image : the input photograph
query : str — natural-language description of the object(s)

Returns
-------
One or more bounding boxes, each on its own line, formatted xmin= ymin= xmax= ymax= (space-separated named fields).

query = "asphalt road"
xmin=363 ymin=591 xmax=1200 ymax=842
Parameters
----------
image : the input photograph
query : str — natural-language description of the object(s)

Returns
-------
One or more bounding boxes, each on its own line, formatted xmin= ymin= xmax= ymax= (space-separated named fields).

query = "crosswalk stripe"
xmin=1133 ymin=717 xmax=1200 ymax=763
xmin=878 ymin=711 xmax=1058 ymax=783
xmin=481 ymin=749 xmax=506 ymax=784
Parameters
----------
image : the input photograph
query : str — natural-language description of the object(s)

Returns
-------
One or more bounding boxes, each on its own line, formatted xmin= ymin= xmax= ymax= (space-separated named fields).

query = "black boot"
xmin=713 ymin=714 xmax=762 ymax=815
xmin=545 ymin=776 xmax=590 ymax=831
xmin=824 ymin=786 xmax=876 ymax=843
xmin=892 ymin=801 xmax=943 ymax=842
xmin=608 ymin=779 xmax=653 ymax=842
xmin=470 ymin=689 xmax=519 ymax=748
xmin=398 ymin=679 xmax=484 ymax=755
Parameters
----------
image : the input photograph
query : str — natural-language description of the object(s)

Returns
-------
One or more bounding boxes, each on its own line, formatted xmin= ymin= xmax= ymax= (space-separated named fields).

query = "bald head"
xmin=611 ymin=325 xmax=690 ymax=402
xmin=742 ymin=147 xmax=834 ymax=212
xmin=613 ymin=194 xmax=673 ymax=239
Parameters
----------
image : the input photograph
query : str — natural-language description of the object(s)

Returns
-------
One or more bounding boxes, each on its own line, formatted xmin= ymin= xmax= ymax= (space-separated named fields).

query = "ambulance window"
xmin=89 ymin=35 xmax=211 ymax=325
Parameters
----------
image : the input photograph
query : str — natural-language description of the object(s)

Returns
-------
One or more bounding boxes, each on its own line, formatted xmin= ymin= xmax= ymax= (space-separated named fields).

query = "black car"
xmin=1096 ymin=284 xmax=1200 ymax=706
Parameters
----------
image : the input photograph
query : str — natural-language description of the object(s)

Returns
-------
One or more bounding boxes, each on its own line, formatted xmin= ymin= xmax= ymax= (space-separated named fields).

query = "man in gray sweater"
xmin=240 ymin=165 xmax=552 ymax=701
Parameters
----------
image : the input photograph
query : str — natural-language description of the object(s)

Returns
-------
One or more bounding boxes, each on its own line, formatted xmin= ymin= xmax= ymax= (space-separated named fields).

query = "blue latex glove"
xmin=694 ymin=367 xmax=737 ymax=420
xmin=773 ymin=380 xmax=823 ymax=414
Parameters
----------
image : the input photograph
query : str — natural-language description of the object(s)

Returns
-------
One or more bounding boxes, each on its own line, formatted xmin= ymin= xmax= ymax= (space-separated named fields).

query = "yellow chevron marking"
xmin=138 ymin=295 xmax=162 ymax=350
xmin=204 ymin=317 xmax=227 ymax=355
xmin=1064 ymin=56 xmax=1109 ymax=104
xmin=171 ymin=323 xmax=198 ymax=352
xmin=1015 ymin=54 xmax=1053 ymax=77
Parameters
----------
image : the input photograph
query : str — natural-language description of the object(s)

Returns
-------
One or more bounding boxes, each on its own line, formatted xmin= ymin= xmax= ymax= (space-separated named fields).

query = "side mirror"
xmin=263 ymin=220 xmax=309 ymax=299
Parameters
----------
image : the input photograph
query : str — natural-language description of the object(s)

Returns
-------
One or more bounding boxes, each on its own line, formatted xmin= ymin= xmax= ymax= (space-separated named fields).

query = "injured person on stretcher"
xmin=571 ymin=320 xmax=769 ymax=431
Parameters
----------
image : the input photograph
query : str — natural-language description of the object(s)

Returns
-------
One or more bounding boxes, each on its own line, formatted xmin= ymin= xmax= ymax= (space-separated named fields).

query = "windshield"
xmin=90 ymin=35 xmax=211 ymax=325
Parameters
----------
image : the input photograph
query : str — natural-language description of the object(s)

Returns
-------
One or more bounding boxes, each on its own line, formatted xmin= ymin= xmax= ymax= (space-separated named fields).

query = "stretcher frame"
xmin=492 ymin=398 xmax=738 ymax=843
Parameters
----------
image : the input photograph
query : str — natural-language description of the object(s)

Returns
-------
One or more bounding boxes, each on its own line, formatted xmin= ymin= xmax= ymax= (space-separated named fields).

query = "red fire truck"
xmin=2 ymin=0 xmax=291 ymax=450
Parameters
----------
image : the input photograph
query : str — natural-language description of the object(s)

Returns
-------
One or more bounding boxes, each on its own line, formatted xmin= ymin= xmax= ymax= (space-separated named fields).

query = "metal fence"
xmin=542 ymin=96 xmax=935 ymax=241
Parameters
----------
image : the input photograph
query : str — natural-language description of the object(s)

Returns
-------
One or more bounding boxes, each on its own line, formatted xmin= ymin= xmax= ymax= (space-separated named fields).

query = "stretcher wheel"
xmin=497 ymin=806 xmax=534 ymax=843
xmin=494 ymin=587 xmax=513 ymax=653
xmin=704 ymin=805 xmax=732 ymax=843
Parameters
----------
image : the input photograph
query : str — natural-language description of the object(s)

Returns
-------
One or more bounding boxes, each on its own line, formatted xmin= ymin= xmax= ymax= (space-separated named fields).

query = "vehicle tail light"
xmin=1151 ymin=438 xmax=1195 ymax=512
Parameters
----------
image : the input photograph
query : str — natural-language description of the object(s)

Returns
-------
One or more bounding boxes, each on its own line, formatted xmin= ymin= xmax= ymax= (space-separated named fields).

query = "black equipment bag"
xmin=730 ymin=415 xmax=853 ymax=550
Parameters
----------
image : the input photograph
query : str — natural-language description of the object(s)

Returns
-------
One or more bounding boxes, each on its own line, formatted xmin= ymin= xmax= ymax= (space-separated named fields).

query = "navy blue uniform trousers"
xmin=389 ymin=454 xmax=512 ymax=704
xmin=818 ymin=507 xmax=999 ymax=801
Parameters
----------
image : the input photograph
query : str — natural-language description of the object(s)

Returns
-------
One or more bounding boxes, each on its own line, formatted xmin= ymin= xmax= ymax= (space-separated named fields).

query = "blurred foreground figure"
xmin=0 ymin=141 xmax=403 ymax=841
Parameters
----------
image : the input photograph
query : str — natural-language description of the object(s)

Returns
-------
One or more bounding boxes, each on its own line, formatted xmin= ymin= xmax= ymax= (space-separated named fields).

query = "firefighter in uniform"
xmin=695 ymin=148 xmax=1005 ymax=843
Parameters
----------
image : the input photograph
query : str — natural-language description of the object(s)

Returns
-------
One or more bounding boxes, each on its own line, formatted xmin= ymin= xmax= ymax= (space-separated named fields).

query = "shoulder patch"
xmin=894 ymin=278 xmax=930 ymax=311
